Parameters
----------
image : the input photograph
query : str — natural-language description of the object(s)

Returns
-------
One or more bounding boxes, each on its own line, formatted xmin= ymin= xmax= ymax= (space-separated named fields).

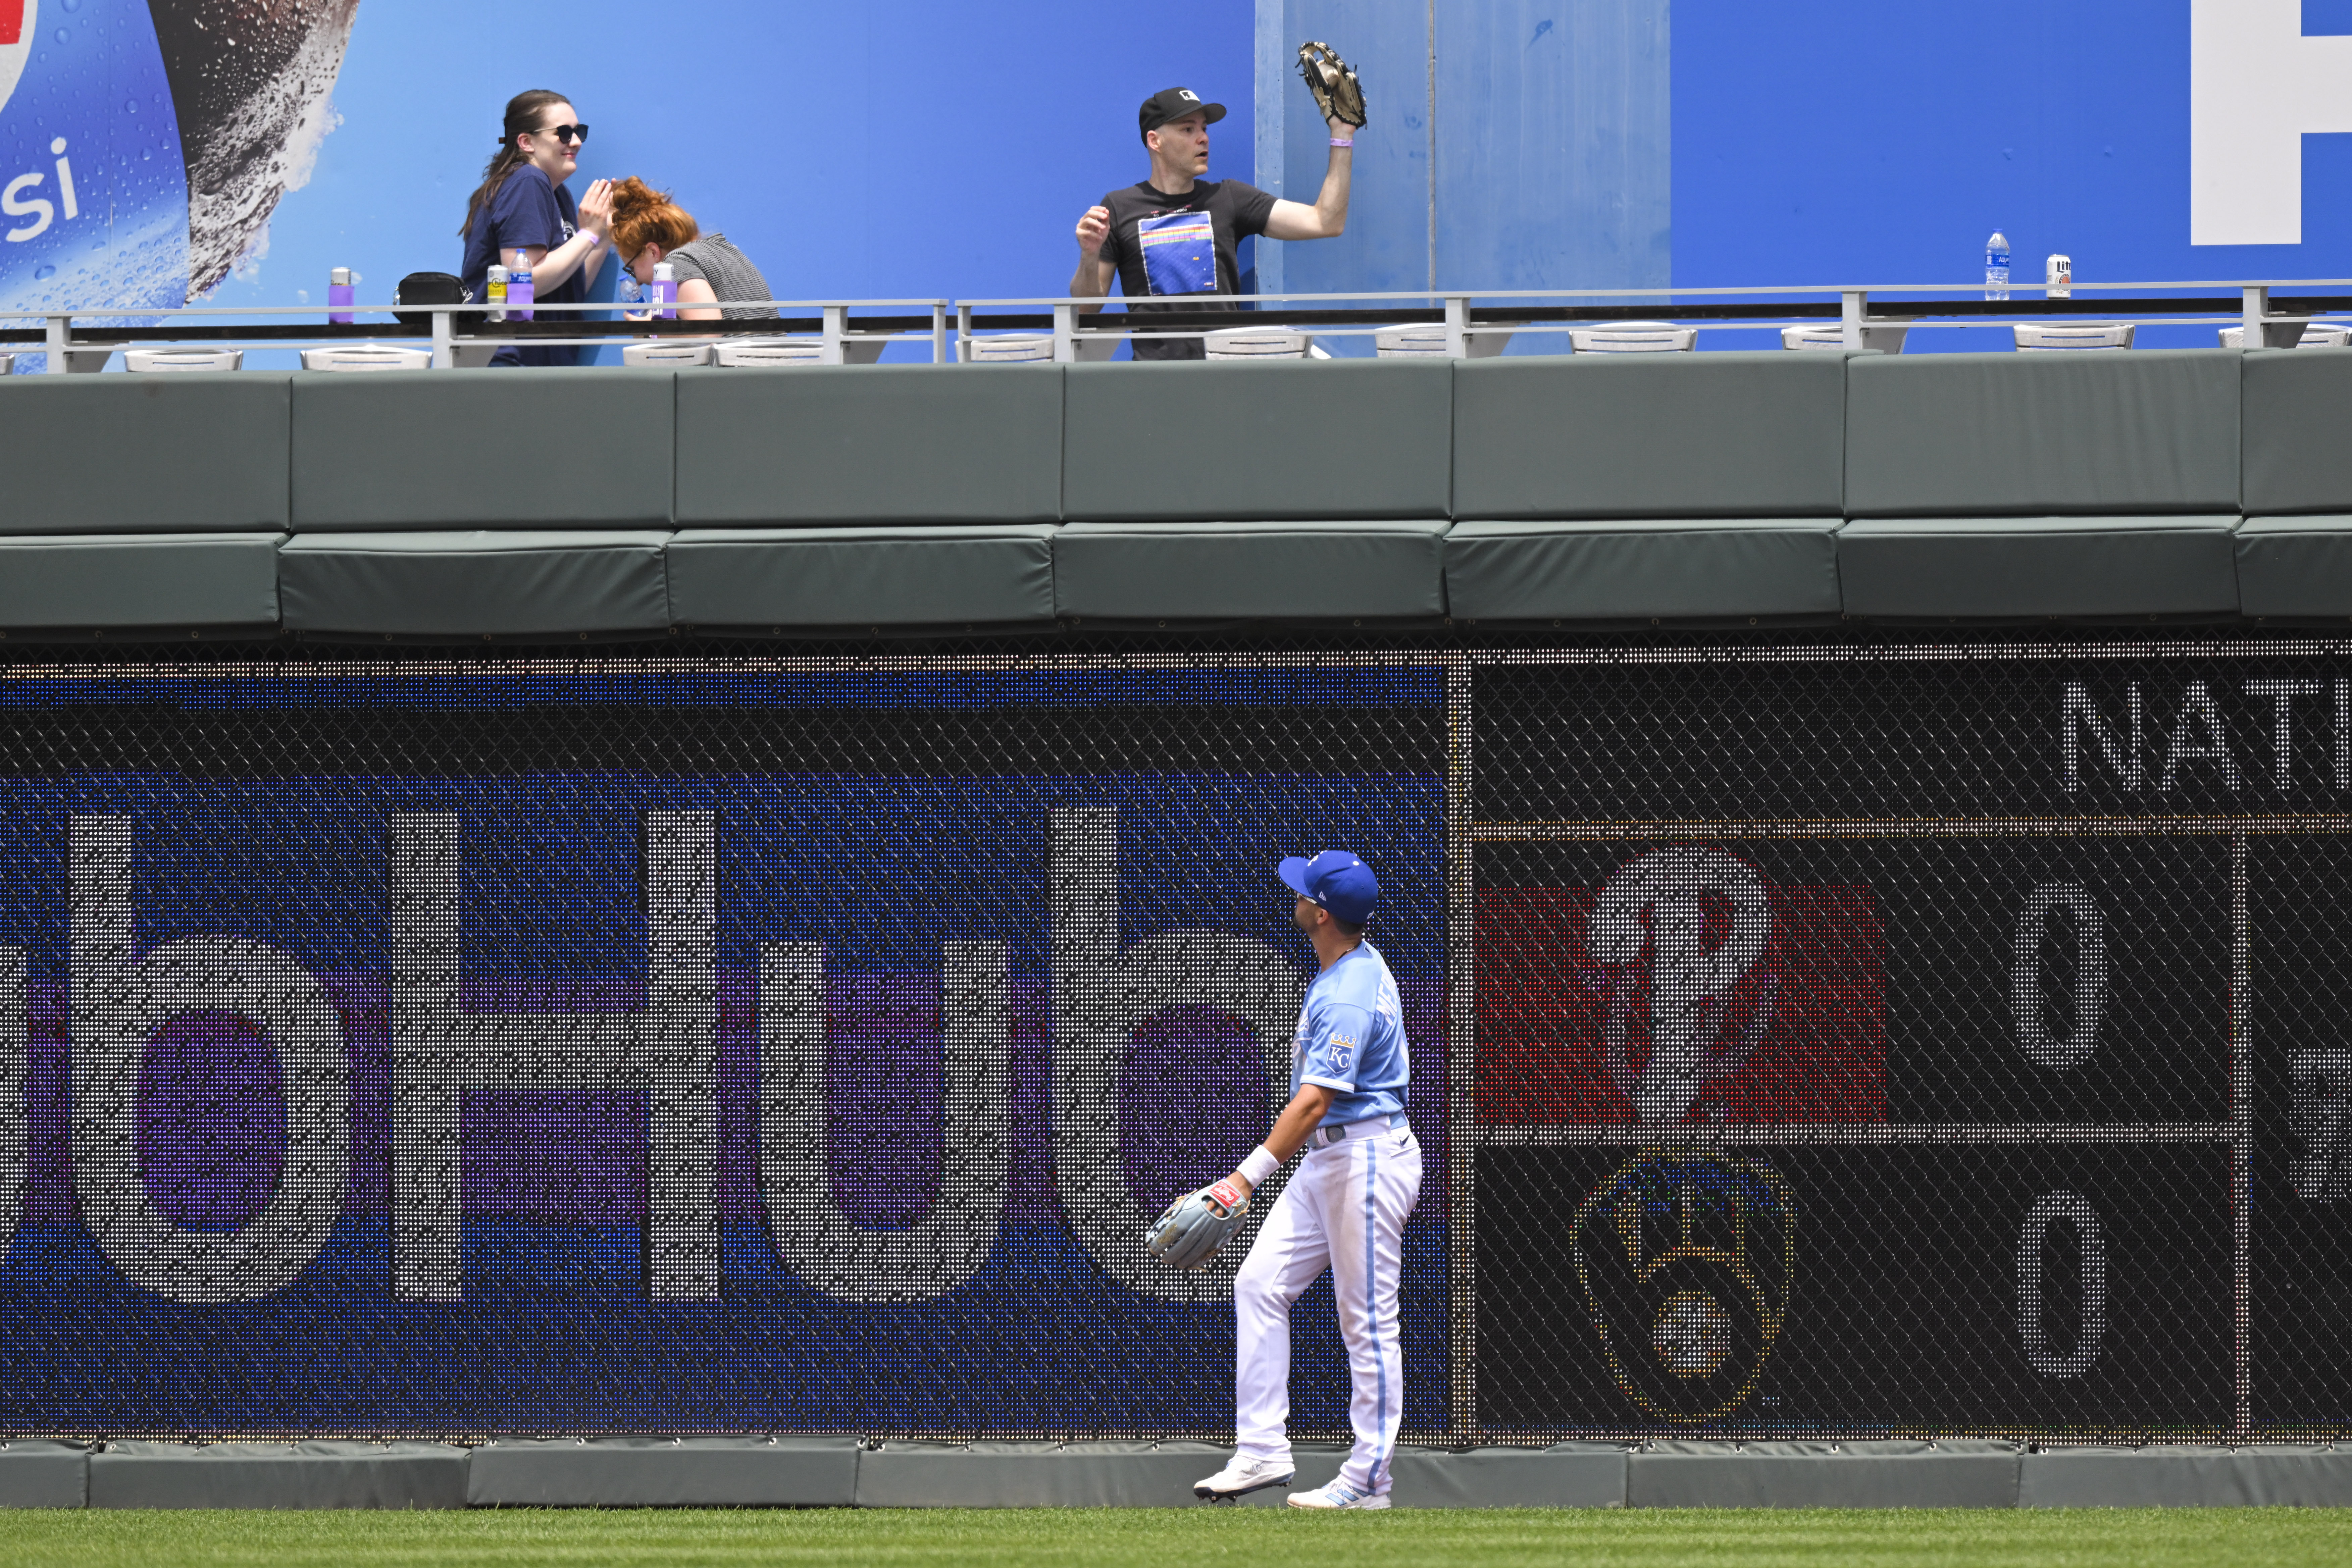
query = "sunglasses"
xmin=532 ymin=123 xmax=590 ymax=146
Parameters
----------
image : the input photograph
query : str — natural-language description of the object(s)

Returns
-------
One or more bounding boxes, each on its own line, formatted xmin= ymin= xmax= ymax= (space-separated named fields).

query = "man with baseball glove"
xmin=1145 ymin=850 xmax=1419 ymax=1510
xmin=1068 ymin=43 xmax=1368 ymax=359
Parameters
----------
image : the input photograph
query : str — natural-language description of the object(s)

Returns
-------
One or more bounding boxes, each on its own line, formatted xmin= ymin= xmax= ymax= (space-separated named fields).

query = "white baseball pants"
xmin=1232 ymin=1122 xmax=1422 ymax=1495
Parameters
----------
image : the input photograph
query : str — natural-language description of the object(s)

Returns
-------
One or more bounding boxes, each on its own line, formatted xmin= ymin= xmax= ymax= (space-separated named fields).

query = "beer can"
xmin=2045 ymin=254 xmax=2073 ymax=299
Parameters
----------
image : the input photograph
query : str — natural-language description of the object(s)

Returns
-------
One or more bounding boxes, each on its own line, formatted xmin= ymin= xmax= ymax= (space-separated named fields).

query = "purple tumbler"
xmin=328 ymin=267 xmax=356 ymax=325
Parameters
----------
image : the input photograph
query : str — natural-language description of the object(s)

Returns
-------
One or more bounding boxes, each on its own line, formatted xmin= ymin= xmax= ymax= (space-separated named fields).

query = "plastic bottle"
xmin=1984 ymin=232 xmax=2011 ymax=302
xmin=651 ymin=260 xmax=678 ymax=321
xmin=507 ymin=247 xmax=535 ymax=322
xmin=486 ymin=264 xmax=509 ymax=324
xmin=328 ymin=267 xmax=358 ymax=325
xmin=2045 ymin=253 xmax=2072 ymax=299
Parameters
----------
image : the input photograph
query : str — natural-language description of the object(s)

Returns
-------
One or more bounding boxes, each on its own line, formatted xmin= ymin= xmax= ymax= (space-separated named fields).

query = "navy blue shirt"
xmin=461 ymin=164 xmax=585 ymax=367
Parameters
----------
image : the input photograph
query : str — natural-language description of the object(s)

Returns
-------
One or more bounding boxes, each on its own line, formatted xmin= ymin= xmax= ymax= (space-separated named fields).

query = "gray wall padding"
xmin=2241 ymin=350 xmax=2352 ymax=515
xmin=675 ymin=366 xmax=1064 ymax=526
xmin=1063 ymin=360 xmax=1453 ymax=521
xmin=468 ymin=1438 xmax=860 ymax=1508
xmin=1836 ymin=516 xmax=2241 ymax=618
xmin=2236 ymin=516 xmax=2352 ymax=619
xmin=278 ymin=530 xmax=673 ymax=636
xmin=666 ymin=526 xmax=1058 ymax=629
xmin=1055 ymin=521 xmax=1448 ymax=621
xmin=0 ymin=373 xmax=291 ymax=533
xmin=0 ymin=533 xmax=282 ymax=629
xmin=1627 ymin=1442 xmax=2022 ymax=1509
xmin=854 ymin=1443 xmax=1344 ymax=1509
xmin=290 ymin=369 xmax=675 ymax=531
xmin=1846 ymin=351 xmax=2242 ymax=517
xmin=1445 ymin=520 xmax=1841 ymax=623
xmin=2019 ymin=1447 xmax=2352 ymax=1508
xmin=1389 ymin=1446 xmax=1627 ymax=1508
xmin=0 ymin=1441 xmax=89 ymax=1507
xmin=1452 ymin=353 xmax=1848 ymax=520
xmin=88 ymin=1443 xmax=468 ymax=1510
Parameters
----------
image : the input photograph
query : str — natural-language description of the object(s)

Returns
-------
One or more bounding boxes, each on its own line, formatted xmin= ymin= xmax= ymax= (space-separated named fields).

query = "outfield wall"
xmin=3 ymin=349 xmax=2352 ymax=1443
xmin=0 ymin=629 xmax=2346 ymax=1444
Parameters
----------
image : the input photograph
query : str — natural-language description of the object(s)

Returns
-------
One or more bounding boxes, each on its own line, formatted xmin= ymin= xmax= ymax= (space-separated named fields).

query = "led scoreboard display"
xmin=1464 ymin=641 xmax=2352 ymax=1439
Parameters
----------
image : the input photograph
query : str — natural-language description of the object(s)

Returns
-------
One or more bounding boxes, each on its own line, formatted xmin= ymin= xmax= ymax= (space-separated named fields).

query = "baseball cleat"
xmin=1287 ymin=1479 xmax=1390 ymax=1509
xmin=1193 ymin=1455 xmax=1295 ymax=1498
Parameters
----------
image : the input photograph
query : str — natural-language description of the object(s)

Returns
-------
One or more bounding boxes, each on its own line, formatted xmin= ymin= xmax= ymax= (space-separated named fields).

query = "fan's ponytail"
xmin=460 ymin=89 xmax=571 ymax=239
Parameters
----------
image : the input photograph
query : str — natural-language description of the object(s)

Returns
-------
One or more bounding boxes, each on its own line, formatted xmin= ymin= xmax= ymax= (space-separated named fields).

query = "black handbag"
xmin=392 ymin=271 xmax=471 ymax=330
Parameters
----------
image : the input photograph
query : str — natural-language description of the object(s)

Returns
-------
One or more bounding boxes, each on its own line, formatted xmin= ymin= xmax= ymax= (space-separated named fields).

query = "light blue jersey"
xmin=1290 ymin=940 xmax=1409 ymax=1125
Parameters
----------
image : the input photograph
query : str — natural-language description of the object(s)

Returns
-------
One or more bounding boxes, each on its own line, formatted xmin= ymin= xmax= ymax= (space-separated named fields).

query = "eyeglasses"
xmin=532 ymin=123 xmax=590 ymax=146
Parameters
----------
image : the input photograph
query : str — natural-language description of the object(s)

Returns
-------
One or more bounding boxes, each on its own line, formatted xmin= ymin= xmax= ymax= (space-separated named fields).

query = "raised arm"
xmin=1263 ymin=117 xmax=1354 ymax=242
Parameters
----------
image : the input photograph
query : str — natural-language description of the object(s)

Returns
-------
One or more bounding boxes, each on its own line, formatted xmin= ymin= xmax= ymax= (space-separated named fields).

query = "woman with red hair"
xmin=609 ymin=179 xmax=778 ymax=321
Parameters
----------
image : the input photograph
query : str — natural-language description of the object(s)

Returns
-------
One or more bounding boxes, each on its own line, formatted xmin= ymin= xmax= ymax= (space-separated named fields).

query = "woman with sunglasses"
xmin=459 ymin=90 xmax=614 ymax=366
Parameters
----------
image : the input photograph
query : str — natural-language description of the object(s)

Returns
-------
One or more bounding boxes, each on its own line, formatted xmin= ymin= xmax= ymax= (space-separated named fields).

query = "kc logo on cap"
xmin=1179 ymin=90 xmax=1199 ymax=101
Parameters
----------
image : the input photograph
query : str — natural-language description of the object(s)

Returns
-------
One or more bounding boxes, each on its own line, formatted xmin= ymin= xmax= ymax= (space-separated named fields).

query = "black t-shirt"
xmin=1094 ymin=178 xmax=1278 ymax=360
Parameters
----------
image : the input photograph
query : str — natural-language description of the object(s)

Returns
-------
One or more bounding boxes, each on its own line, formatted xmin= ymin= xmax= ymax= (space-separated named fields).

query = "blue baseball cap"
xmin=1278 ymin=850 xmax=1379 ymax=925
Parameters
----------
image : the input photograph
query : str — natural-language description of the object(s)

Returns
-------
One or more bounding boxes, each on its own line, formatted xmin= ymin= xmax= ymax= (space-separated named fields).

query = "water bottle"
xmin=328 ymin=267 xmax=358 ymax=325
xmin=485 ymin=265 xmax=509 ymax=324
xmin=651 ymin=260 xmax=678 ymax=321
xmin=507 ymin=248 xmax=535 ymax=322
xmin=1984 ymin=231 xmax=2011 ymax=302
xmin=616 ymin=268 xmax=642 ymax=307
xmin=2045 ymin=254 xmax=2073 ymax=299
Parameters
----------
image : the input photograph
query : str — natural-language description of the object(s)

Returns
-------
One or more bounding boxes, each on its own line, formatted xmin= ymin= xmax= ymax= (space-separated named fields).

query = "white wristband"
xmin=1239 ymin=1144 xmax=1282 ymax=1187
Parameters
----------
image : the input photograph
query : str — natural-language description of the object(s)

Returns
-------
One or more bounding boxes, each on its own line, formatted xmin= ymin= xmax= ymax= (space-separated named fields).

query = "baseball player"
xmin=1068 ymin=45 xmax=1368 ymax=359
xmin=1192 ymin=850 xmax=1419 ymax=1510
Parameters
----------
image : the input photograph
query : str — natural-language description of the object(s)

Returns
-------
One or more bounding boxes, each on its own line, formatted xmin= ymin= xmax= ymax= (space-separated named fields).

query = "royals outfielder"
xmin=1175 ymin=851 xmax=1419 ymax=1510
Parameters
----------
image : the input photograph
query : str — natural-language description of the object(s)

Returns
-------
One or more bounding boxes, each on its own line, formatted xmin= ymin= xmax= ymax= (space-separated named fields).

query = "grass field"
xmin=4 ymin=1508 xmax=2351 ymax=1568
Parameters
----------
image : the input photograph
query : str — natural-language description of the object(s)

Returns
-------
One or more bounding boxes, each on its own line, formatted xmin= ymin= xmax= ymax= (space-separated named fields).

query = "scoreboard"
xmin=1460 ymin=640 xmax=2352 ymax=1439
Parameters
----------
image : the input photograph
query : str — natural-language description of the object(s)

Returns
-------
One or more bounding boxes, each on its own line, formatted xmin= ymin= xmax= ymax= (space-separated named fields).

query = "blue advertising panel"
xmin=0 ymin=657 xmax=1446 ymax=1436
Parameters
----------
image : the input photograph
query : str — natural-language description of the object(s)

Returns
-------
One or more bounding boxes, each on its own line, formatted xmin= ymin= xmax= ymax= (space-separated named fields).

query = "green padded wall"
xmin=1837 ymin=516 xmax=2241 ymax=619
xmin=290 ymin=369 xmax=675 ymax=531
xmin=1452 ymin=353 xmax=1848 ymax=519
xmin=0 ymin=534 xmax=282 ymax=629
xmin=1846 ymin=351 xmax=2241 ymax=517
xmin=278 ymin=531 xmax=672 ymax=637
xmin=2241 ymin=351 xmax=2352 ymax=516
xmin=1445 ymin=520 xmax=1842 ymax=623
xmin=1053 ymin=521 xmax=1447 ymax=621
xmin=2235 ymin=517 xmax=2352 ymax=619
xmin=1061 ymin=360 xmax=1452 ymax=521
xmin=0 ymin=374 xmax=290 ymax=533
xmin=666 ymin=526 xmax=1058 ymax=628
xmin=674 ymin=366 xmax=1063 ymax=526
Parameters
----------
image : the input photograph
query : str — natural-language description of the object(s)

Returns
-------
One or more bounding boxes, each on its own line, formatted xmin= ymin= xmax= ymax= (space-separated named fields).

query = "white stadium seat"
xmin=2218 ymin=321 xmax=2350 ymax=348
xmin=1780 ymin=324 xmax=1909 ymax=354
xmin=300 ymin=345 xmax=434 ymax=372
xmin=2013 ymin=322 xmax=2134 ymax=351
xmin=124 ymin=348 xmax=244 ymax=372
xmin=1205 ymin=327 xmax=1313 ymax=358
xmin=621 ymin=341 xmax=716 ymax=367
xmin=1570 ymin=320 xmax=1697 ymax=353
xmin=1372 ymin=323 xmax=1514 ymax=357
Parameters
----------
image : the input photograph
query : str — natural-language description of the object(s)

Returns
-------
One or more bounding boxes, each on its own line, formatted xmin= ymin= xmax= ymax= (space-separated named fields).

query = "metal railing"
xmin=6 ymin=280 xmax=2351 ymax=369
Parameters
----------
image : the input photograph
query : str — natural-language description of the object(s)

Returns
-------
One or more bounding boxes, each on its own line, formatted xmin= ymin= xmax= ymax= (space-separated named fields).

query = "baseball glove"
xmin=1297 ymin=41 xmax=1367 ymax=129
xmin=1145 ymin=1178 xmax=1252 ymax=1272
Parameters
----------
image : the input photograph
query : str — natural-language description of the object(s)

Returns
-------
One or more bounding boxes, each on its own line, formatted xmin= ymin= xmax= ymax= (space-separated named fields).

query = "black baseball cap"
xmin=1140 ymin=87 xmax=1227 ymax=138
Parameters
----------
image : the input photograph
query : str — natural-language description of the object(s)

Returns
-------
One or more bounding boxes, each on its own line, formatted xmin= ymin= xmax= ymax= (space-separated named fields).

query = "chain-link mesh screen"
xmin=0 ymin=632 xmax=2341 ymax=1443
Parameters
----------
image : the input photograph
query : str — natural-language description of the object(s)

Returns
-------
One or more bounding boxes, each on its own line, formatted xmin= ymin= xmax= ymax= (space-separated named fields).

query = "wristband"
xmin=582 ymin=230 xmax=604 ymax=249
xmin=1329 ymin=138 xmax=1354 ymax=148
xmin=1239 ymin=1144 xmax=1282 ymax=1187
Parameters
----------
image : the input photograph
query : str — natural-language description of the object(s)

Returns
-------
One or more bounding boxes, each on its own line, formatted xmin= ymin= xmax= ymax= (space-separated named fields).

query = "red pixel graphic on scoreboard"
xmin=1478 ymin=848 xmax=1886 ymax=1126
